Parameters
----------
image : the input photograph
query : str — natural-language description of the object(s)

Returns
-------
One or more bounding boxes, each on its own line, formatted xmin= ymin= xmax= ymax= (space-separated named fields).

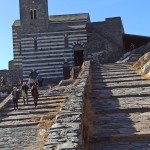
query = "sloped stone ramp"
xmin=89 ymin=63 xmax=150 ymax=150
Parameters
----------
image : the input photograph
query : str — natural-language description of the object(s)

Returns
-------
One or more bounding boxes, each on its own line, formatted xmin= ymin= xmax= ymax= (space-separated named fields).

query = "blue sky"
xmin=0 ymin=0 xmax=150 ymax=69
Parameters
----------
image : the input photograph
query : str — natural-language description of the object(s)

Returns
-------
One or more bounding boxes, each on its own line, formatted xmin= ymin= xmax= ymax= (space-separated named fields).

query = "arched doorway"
xmin=73 ymin=45 xmax=84 ymax=66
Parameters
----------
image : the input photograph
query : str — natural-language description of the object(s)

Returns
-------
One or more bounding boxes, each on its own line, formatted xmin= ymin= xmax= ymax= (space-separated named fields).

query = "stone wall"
xmin=19 ymin=0 xmax=49 ymax=34
xmin=44 ymin=61 xmax=91 ymax=150
xmin=0 ymin=69 xmax=22 ymax=86
xmin=8 ymin=60 xmax=15 ymax=70
xmin=87 ymin=17 xmax=125 ymax=63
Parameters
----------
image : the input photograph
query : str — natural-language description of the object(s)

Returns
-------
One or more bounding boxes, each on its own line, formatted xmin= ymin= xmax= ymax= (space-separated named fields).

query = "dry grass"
xmin=78 ymin=63 xmax=85 ymax=78
xmin=24 ymin=145 xmax=43 ymax=150
xmin=34 ymin=102 xmax=64 ymax=149
xmin=131 ymin=61 xmax=141 ymax=70
xmin=131 ymin=52 xmax=150 ymax=71
xmin=34 ymin=112 xmax=58 ymax=150
xmin=130 ymin=52 xmax=150 ymax=79
xmin=141 ymin=73 xmax=150 ymax=80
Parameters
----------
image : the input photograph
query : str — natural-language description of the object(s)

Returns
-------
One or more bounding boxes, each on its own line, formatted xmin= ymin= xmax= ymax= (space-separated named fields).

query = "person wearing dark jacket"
xmin=31 ymin=82 xmax=38 ymax=107
xmin=29 ymin=69 xmax=38 ymax=80
xmin=12 ymin=87 xmax=19 ymax=111
xmin=63 ymin=61 xmax=70 ymax=80
xmin=36 ymin=75 xmax=44 ymax=87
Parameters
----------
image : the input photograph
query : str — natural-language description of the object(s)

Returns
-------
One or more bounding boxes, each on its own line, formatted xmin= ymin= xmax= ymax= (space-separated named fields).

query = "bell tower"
xmin=19 ymin=0 xmax=49 ymax=34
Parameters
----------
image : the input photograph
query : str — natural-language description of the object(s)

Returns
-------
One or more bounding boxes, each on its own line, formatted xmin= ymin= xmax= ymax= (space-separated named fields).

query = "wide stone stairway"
xmin=89 ymin=63 xmax=150 ymax=150
xmin=0 ymin=88 xmax=67 ymax=150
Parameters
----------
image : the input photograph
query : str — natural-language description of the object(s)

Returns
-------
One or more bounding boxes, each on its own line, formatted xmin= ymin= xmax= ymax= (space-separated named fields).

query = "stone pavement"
xmin=0 ymin=88 xmax=67 ymax=150
xmin=89 ymin=63 xmax=150 ymax=150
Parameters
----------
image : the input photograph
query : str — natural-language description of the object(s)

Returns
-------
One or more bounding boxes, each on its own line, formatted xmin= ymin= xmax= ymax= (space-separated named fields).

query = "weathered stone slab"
xmin=93 ymin=112 xmax=150 ymax=141
xmin=90 ymin=140 xmax=150 ymax=150
xmin=89 ymin=63 xmax=150 ymax=149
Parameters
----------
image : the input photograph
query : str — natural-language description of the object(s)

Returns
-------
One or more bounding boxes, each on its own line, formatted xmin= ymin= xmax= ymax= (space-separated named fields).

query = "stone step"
xmin=0 ymin=86 xmax=67 ymax=149
xmin=94 ymin=71 xmax=133 ymax=74
xmin=0 ymin=120 xmax=38 ymax=128
xmin=91 ymin=97 xmax=150 ymax=113
xmin=0 ymin=88 xmax=66 ymax=127
xmin=0 ymin=114 xmax=43 ymax=122
xmin=92 ymin=112 xmax=150 ymax=142
xmin=93 ymin=83 xmax=150 ymax=89
xmin=92 ymin=78 xmax=147 ymax=83
xmin=89 ymin=140 xmax=150 ymax=150
xmin=1 ymin=109 xmax=57 ymax=117
xmin=89 ymin=63 xmax=150 ymax=149
xmin=92 ymin=75 xmax=141 ymax=80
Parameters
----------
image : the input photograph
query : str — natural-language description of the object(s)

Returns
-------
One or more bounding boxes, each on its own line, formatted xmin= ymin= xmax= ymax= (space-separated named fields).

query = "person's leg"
xmin=26 ymin=91 xmax=28 ymax=104
xmin=35 ymin=94 xmax=38 ymax=106
xmin=16 ymin=99 xmax=18 ymax=110
xmin=34 ymin=98 xmax=36 ymax=107
xmin=13 ymin=99 xmax=16 ymax=111
xmin=23 ymin=96 xmax=25 ymax=105
xmin=30 ymin=83 xmax=32 ymax=88
xmin=33 ymin=94 xmax=38 ymax=107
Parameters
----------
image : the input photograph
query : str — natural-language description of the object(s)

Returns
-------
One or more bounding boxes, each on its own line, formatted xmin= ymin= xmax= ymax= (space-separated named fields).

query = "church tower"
xmin=19 ymin=0 xmax=49 ymax=34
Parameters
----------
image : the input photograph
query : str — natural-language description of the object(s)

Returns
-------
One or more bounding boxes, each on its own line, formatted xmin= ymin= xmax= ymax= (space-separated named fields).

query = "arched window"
xmin=30 ymin=9 xmax=37 ymax=20
xmin=34 ymin=10 xmax=37 ymax=19
xmin=30 ymin=10 xmax=34 ymax=20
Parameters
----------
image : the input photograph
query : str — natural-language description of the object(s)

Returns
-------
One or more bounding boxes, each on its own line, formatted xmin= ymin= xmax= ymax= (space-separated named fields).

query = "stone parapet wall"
xmin=44 ymin=61 xmax=91 ymax=150
xmin=0 ymin=94 xmax=12 ymax=112
xmin=0 ymin=69 xmax=22 ymax=86
xmin=87 ymin=17 xmax=124 ymax=48
xmin=87 ymin=17 xmax=124 ymax=63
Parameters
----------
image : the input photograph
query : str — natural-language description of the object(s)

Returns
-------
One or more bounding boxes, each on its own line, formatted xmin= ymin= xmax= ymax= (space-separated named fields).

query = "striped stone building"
xmin=12 ymin=0 xmax=89 ymax=81
xmin=12 ymin=0 xmax=126 ymax=82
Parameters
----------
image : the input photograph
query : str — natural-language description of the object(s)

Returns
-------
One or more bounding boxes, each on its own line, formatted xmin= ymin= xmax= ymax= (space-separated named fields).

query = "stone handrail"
xmin=0 ymin=94 xmax=12 ymax=112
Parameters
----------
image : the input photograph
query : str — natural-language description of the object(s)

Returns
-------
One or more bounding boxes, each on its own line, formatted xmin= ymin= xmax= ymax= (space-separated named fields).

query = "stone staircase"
xmin=0 ymin=87 xmax=67 ymax=149
xmin=88 ymin=63 xmax=150 ymax=150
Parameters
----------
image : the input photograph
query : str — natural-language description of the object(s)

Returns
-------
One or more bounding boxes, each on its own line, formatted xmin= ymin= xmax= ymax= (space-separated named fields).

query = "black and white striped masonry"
xmin=12 ymin=0 xmax=89 ymax=81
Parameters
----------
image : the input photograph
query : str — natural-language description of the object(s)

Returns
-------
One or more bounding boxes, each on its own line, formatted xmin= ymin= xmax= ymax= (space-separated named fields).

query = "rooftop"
xmin=12 ymin=13 xmax=90 ymax=27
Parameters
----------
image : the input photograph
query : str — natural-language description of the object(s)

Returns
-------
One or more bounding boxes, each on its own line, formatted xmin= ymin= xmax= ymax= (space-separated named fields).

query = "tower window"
xmin=34 ymin=10 xmax=37 ymax=19
xmin=30 ymin=10 xmax=33 ymax=19
xmin=30 ymin=9 xmax=37 ymax=20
